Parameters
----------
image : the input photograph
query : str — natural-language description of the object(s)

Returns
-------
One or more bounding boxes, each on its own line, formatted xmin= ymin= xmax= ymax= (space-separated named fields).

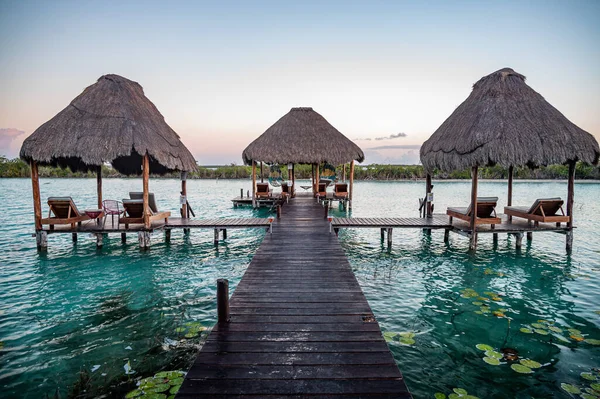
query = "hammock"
xmin=319 ymin=163 xmax=337 ymax=185
xmin=268 ymin=164 xmax=283 ymax=187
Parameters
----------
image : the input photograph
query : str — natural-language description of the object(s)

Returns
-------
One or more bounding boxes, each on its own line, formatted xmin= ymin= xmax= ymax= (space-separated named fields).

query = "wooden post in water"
xmin=142 ymin=153 xmax=150 ymax=229
xmin=30 ymin=161 xmax=42 ymax=231
xmin=425 ymin=173 xmax=432 ymax=217
xmin=217 ymin=279 xmax=230 ymax=323
xmin=566 ymin=161 xmax=575 ymax=251
xmin=387 ymin=228 xmax=393 ymax=250
xmin=251 ymin=161 xmax=257 ymax=208
xmin=214 ymin=228 xmax=219 ymax=246
xmin=507 ymin=165 xmax=513 ymax=222
xmin=181 ymin=171 xmax=188 ymax=219
xmin=96 ymin=165 xmax=102 ymax=209
xmin=469 ymin=166 xmax=479 ymax=251
xmin=349 ymin=160 xmax=355 ymax=209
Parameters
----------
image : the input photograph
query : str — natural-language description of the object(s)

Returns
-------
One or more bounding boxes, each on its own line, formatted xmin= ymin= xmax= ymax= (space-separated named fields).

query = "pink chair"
xmin=102 ymin=200 xmax=124 ymax=227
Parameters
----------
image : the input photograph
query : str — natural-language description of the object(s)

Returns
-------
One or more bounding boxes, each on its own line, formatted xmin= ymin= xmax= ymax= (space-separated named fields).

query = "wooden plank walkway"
xmin=331 ymin=216 xmax=451 ymax=229
xmin=177 ymin=197 xmax=411 ymax=398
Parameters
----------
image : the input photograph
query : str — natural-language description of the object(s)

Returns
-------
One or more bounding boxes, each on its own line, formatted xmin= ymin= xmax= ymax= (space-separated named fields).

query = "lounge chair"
xmin=504 ymin=198 xmax=569 ymax=225
xmin=316 ymin=182 xmax=327 ymax=201
xmin=447 ymin=196 xmax=501 ymax=226
xmin=42 ymin=197 xmax=91 ymax=230
xmin=256 ymin=183 xmax=271 ymax=199
xmin=129 ymin=192 xmax=159 ymax=213
xmin=119 ymin=197 xmax=171 ymax=229
xmin=281 ymin=183 xmax=291 ymax=202
xmin=334 ymin=183 xmax=348 ymax=199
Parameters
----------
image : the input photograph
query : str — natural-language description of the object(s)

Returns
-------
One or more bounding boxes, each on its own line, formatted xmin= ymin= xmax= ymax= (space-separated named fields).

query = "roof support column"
xmin=425 ymin=173 xmax=433 ymax=217
xmin=97 ymin=165 xmax=102 ymax=209
xmin=566 ymin=161 xmax=575 ymax=252
xmin=251 ymin=161 xmax=257 ymax=208
xmin=30 ymin=161 xmax=42 ymax=231
xmin=291 ymin=164 xmax=295 ymax=197
xmin=260 ymin=162 xmax=264 ymax=183
xmin=181 ymin=171 xmax=188 ymax=218
xmin=343 ymin=163 xmax=347 ymax=182
xmin=507 ymin=166 xmax=513 ymax=222
xmin=142 ymin=153 xmax=150 ymax=229
xmin=469 ymin=166 xmax=478 ymax=251
xmin=311 ymin=164 xmax=315 ymax=195
xmin=315 ymin=163 xmax=320 ymax=199
xmin=349 ymin=160 xmax=355 ymax=209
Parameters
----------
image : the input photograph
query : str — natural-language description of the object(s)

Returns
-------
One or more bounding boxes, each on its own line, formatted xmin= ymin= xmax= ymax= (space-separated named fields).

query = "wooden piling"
xmin=217 ymin=279 xmax=229 ymax=323
xmin=72 ymin=233 xmax=77 ymax=242
xmin=469 ymin=166 xmax=479 ymax=251
xmin=566 ymin=161 xmax=575 ymax=252
xmin=507 ymin=165 xmax=513 ymax=222
xmin=30 ymin=161 xmax=42 ymax=231
xmin=387 ymin=228 xmax=393 ymax=249
xmin=444 ymin=229 xmax=450 ymax=242
xmin=214 ymin=229 xmax=219 ymax=246
xmin=96 ymin=165 xmax=102 ymax=209
xmin=165 ymin=229 xmax=171 ymax=243
xmin=349 ymin=160 xmax=355 ymax=209
xmin=142 ymin=154 xmax=150 ymax=229
xmin=121 ymin=233 xmax=127 ymax=243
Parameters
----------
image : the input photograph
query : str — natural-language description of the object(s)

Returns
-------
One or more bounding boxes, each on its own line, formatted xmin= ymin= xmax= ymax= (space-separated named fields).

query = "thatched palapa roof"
xmin=242 ymin=107 xmax=364 ymax=165
xmin=420 ymin=68 xmax=599 ymax=172
xmin=20 ymin=74 xmax=197 ymax=175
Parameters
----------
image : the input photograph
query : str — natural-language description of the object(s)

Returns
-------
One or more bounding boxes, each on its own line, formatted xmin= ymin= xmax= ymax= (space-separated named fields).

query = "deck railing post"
xmin=217 ymin=279 xmax=230 ymax=323
xmin=240 ymin=188 xmax=244 ymax=198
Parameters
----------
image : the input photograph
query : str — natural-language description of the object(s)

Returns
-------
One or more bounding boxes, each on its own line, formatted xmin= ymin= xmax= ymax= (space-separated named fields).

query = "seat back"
xmin=466 ymin=196 xmax=498 ymax=217
xmin=318 ymin=182 xmax=327 ymax=194
xmin=256 ymin=183 xmax=269 ymax=194
xmin=281 ymin=182 xmax=289 ymax=194
xmin=528 ymin=198 xmax=563 ymax=216
xmin=47 ymin=197 xmax=80 ymax=218
xmin=129 ymin=192 xmax=158 ymax=213
xmin=122 ymin=199 xmax=144 ymax=218
xmin=102 ymin=200 xmax=122 ymax=215
xmin=335 ymin=183 xmax=348 ymax=194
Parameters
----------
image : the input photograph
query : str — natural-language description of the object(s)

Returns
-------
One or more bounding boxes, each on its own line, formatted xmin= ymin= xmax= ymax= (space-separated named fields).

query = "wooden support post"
xmin=381 ymin=228 xmax=385 ymax=240
xmin=142 ymin=154 xmax=150 ymax=229
xmin=291 ymin=164 xmax=295 ymax=196
xmin=469 ymin=166 xmax=479 ymax=251
xmin=507 ymin=165 xmax=513 ymax=222
xmin=181 ymin=171 xmax=188 ymax=219
xmin=527 ymin=232 xmax=532 ymax=241
xmin=277 ymin=204 xmax=281 ymax=219
xmin=425 ymin=173 xmax=432 ymax=217
xmin=36 ymin=231 xmax=47 ymax=250
xmin=566 ymin=161 xmax=575 ymax=252
xmin=165 ymin=229 xmax=171 ymax=243
xmin=387 ymin=228 xmax=393 ymax=250
xmin=334 ymin=228 xmax=339 ymax=236
xmin=217 ymin=279 xmax=230 ymax=323
xmin=222 ymin=229 xmax=227 ymax=240
xmin=315 ymin=164 xmax=320 ymax=199
xmin=324 ymin=202 xmax=328 ymax=219
xmin=72 ymin=233 xmax=77 ymax=242
xmin=95 ymin=233 xmax=103 ymax=248
xmin=311 ymin=164 xmax=315 ymax=195
xmin=514 ymin=232 xmax=523 ymax=249
xmin=30 ymin=161 xmax=42 ymax=231
xmin=252 ymin=161 xmax=257 ymax=208
xmin=260 ymin=162 xmax=264 ymax=183
xmin=349 ymin=160 xmax=355 ymax=209
xmin=214 ymin=228 xmax=219 ymax=246
xmin=138 ymin=231 xmax=150 ymax=249
xmin=444 ymin=229 xmax=450 ymax=243
xmin=240 ymin=188 xmax=244 ymax=198
xmin=97 ymin=165 xmax=102 ymax=209
xmin=121 ymin=233 xmax=126 ymax=243
xmin=566 ymin=230 xmax=573 ymax=252
xmin=343 ymin=164 xmax=347 ymax=181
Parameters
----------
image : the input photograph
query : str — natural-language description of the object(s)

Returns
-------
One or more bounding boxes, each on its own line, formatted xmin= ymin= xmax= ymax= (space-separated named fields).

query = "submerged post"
xmin=142 ymin=153 xmax=150 ymax=229
xmin=217 ymin=279 xmax=230 ymax=323
xmin=507 ymin=165 xmax=513 ymax=222
xmin=349 ymin=160 xmax=355 ymax=209
xmin=566 ymin=161 xmax=575 ymax=252
xmin=469 ymin=166 xmax=479 ymax=251
xmin=30 ymin=161 xmax=42 ymax=231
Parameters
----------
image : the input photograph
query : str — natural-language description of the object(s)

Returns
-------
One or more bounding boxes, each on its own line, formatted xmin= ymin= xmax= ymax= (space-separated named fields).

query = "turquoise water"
xmin=0 ymin=178 xmax=599 ymax=398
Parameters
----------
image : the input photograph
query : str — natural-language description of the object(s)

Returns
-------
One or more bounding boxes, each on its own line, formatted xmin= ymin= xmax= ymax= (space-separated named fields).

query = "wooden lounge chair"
xmin=129 ymin=192 xmax=159 ymax=213
xmin=447 ymin=196 xmax=501 ymax=226
xmin=256 ymin=183 xmax=271 ymax=199
xmin=334 ymin=183 xmax=348 ymax=199
xmin=43 ymin=197 xmax=91 ymax=230
xmin=119 ymin=198 xmax=170 ymax=229
xmin=504 ymin=198 xmax=569 ymax=226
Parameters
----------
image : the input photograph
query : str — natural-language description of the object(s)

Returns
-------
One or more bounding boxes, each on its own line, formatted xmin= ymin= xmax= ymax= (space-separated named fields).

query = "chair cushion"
xmin=129 ymin=192 xmax=158 ymax=213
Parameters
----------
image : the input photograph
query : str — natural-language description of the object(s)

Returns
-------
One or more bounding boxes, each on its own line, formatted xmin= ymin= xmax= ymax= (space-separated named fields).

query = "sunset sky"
xmin=1 ymin=0 xmax=599 ymax=164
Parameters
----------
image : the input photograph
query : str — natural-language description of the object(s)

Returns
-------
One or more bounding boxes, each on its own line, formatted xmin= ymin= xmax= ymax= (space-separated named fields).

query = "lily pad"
xmin=560 ymin=383 xmax=581 ymax=394
xmin=434 ymin=393 xmax=447 ymax=399
xmin=485 ymin=350 xmax=503 ymax=359
xmin=474 ymin=311 xmax=483 ymax=315
xmin=534 ymin=329 xmax=549 ymax=335
xmin=170 ymin=377 xmax=184 ymax=386
xmin=585 ymin=339 xmax=600 ymax=345
xmin=448 ymin=394 xmax=459 ymax=399
xmin=453 ymin=388 xmax=468 ymax=395
xmin=149 ymin=383 xmax=170 ymax=393
xmin=581 ymin=394 xmax=599 ymax=399
xmin=399 ymin=332 xmax=415 ymax=339
xmin=520 ymin=327 xmax=533 ymax=334
xmin=483 ymin=356 xmax=500 ymax=365
xmin=586 ymin=387 xmax=600 ymax=395
xmin=125 ymin=389 xmax=143 ymax=398
xmin=531 ymin=323 xmax=545 ymax=329
xmin=571 ymin=335 xmax=585 ymax=342
xmin=169 ymin=385 xmax=182 ymax=395
xmin=511 ymin=364 xmax=533 ymax=374
xmin=383 ymin=332 xmax=397 ymax=342
xmin=595 ymin=310 xmax=600 ymax=315
xmin=480 ymin=307 xmax=491 ymax=313
xmin=184 ymin=332 xmax=198 ymax=338
xmin=143 ymin=394 xmax=166 ymax=399
xmin=492 ymin=311 xmax=505 ymax=317
xmin=568 ymin=328 xmax=582 ymax=335
xmin=175 ymin=327 xmax=186 ymax=333
xmin=476 ymin=344 xmax=493 ymax=351
xmin=0 ymin=341 xmax=4 ymax=349
xmin=591 ymin=383 xmax=600 ymax=392
xmin=554 ymin=334 xmax=570 ymax=343
xmin=520 ymin=359 xmax=541 ymax=369
xmin=166 ymin=371 xmax=185 ymax=379
xmin=581 ymin=372 xmax=598 ymax=381
xmin=548 ymin=326 xmax=563 ymax=333
xmin=399 ymin=337 xmax=416 ymax=345
xmin=472 ymin=301 xmax=483 ymax=306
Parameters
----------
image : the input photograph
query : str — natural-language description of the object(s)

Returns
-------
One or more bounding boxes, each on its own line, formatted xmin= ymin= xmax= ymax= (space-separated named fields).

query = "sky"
xmin=1 ymin=0 xmax=599 ymax=165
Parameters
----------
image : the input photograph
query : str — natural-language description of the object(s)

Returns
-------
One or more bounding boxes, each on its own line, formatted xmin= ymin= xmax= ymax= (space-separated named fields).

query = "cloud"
xmin=367 ymin=144 xmax=421 ymax=151
xmin=0 ymin=128 xmax=26 ymax=157
xmin=354 ymin=132 xmax=407 ymax=141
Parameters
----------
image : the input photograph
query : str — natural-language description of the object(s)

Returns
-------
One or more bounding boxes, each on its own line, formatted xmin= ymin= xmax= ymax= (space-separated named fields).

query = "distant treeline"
xmin=1 ymin=156 xmax=599 ymax=180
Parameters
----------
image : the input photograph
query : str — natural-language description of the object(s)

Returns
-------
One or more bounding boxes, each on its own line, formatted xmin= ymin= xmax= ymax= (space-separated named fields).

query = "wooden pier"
xmin=177 ymin=197 xmax=411 ymax=398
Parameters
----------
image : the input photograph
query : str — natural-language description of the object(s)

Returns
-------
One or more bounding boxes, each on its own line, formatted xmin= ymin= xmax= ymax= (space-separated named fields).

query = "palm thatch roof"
xmin=20 ymin=74 xmax=197 ymax=175
xmin=242 ymin=107 xmax=364 ymax=165
xmin=420 ymin=68 xmax=599 ymax=172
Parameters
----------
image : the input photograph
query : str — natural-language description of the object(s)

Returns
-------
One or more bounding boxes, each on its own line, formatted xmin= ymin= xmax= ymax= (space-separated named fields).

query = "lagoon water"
xmin=0 ymin=178 xmax=599 ymax=398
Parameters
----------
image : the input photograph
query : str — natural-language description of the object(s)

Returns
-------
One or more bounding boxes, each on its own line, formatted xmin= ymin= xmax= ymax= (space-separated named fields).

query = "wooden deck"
xmin=177 ymin=197 xmax=411 ymax=398
xmin=332 ymin=216 xmax=452 ymax=229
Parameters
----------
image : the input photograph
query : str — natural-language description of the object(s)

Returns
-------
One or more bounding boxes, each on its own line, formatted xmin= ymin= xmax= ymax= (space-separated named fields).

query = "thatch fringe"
xmin=242 ymin=107 xmax=364 ymax=165
xmin=420 ymin=68 xmax=599 ymax=172
xmin=20 ymin=74 xmax=197 ymax=175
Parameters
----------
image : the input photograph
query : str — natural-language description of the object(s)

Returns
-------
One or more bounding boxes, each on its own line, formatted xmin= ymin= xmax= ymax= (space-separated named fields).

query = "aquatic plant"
xmin=433 ymin=387 xmax=480 ymax=399
xmin=125 ymin=370 xmax=186 ymax=399
xmin=475 ymin=344 xmax=544 ymax=376
xmin=383 ymin=331 xmax=416 ymax=345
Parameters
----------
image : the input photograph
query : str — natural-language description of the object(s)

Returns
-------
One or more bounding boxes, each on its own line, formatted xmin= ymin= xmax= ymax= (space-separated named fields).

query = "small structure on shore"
xmin=420 ymin=67 xmax=599 ymax=250
xmin=242 ymin=107 xmax=364 ymax=208
xmin=20 ymin=74 xmax=197 ymax=248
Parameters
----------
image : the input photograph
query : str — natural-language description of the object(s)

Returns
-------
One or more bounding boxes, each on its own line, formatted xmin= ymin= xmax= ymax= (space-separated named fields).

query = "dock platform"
xmin=177 ymin=197 xmax=411 ymax=398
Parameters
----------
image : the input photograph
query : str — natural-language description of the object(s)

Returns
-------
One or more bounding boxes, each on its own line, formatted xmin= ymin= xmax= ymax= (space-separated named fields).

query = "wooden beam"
xmin=349 ymin=160 xmax=355 ymax=208
xmin=469 ymin=166 xmax=478 ymax=251
xmin=425 ymin=173 xmax=432 ymax=217
xmin=96 ymin=165 xmax=102 ymax=209
xmin=507 ymin=165 xmax=513 ymax=222
xmin=142 ymin=153 xmax=150 ymax=229
xmin=260 ymin=162 xmax=264 ymax=183
xmin=252 ymin=161 xmax=257 ymax=208
xmin=181 ymin=171 xmax=188 ymax=218
xmin=315 ymin=163 xmax=320 ymax=197
xmin=30 ymin=161 xmax=42 ymax=231
xmin=311 ymin=164 xmax=315 ymax=194
xmin=566 ymin=161 xmax=575 ymax=229
xmin=291 ymin=164 xmax=295 ymax=196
